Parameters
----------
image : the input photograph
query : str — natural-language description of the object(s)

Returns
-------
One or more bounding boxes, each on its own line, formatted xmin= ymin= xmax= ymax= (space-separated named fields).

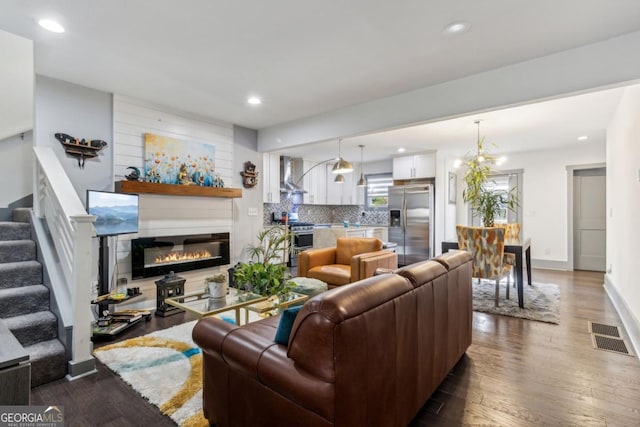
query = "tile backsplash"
xmin=263 ymin=194 xmax=388 ymax=226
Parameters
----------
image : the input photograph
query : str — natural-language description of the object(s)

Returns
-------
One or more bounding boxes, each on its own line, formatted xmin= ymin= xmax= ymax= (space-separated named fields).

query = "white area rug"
xmin=94 ymin=310 xmax=261 ymax=427
xmin=94 ymin=320 xmax=205 ymax=426
xmin=473 ymin=280 xmax=560 ymax=324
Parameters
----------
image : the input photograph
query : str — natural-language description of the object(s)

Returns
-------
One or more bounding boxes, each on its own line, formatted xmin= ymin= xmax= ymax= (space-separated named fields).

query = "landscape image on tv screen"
xmin=87 ymin=190 xmax=139 ymax=236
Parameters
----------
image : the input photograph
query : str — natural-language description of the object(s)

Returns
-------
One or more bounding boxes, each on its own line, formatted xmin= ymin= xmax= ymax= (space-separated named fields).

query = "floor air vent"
xmin=588 ymin=321 xmax=620 ymax=338
xmin=591 ymin=334 xmax=633 ymax=356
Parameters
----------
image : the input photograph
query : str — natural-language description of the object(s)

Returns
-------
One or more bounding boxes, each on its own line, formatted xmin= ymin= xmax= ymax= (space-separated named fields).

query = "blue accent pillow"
xmin=274 ymin=305 xmax=303 ymax=346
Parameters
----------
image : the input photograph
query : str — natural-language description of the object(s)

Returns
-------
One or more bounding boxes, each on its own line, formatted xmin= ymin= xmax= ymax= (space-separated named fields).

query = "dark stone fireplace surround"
xmin=131 ymin=233 xmax=230 ymax=279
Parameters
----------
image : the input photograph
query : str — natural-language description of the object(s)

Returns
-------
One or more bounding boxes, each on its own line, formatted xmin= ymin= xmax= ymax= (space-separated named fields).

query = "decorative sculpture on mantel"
xmin=125 ymin=166 xmax=141 ymax=181
xmin=178 ymin=163 xmax=195 ymax=185
xmin=241 ymin=161 xmax=258 ymax=188
xmin=55 ymin=132 xmax=108 ymax=169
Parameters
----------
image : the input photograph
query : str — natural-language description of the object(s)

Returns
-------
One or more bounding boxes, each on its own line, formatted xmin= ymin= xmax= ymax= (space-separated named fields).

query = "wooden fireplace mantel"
xmin=115 ymin=181 xmax=242 ymax=198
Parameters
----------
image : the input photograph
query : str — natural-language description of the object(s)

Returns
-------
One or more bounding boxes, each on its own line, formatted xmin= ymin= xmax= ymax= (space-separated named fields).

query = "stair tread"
xmin=0 ymin=221 xmax=30 ymax=227
xmin=0 ymin=240 xmax=36 ymax=263
xmin=0 ymin=260 xmax=41 ymax=269
xmin=0 ymin=222 xmax=31 ymax=241
xmin=3 ymin=310 xmax=56 ymax=329
xmin=0 ymin=239 xmax=35 ymax=245
xmin=24 ymin=338 xmax=65 ymax=361
xmin=0 ymin=284 xmax=47 ymax=298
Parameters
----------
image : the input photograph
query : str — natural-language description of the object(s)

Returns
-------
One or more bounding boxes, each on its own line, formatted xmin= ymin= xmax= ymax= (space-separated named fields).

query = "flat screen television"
xmin=86 ymin=190 xmax=139 ymax=236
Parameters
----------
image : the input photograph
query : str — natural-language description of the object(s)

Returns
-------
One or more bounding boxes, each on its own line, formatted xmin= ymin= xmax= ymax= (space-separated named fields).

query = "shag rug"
xmin=94 ymin=320 xmax=206 ymax=426
xmin=472 ymin=279 xmax=560 ymax=324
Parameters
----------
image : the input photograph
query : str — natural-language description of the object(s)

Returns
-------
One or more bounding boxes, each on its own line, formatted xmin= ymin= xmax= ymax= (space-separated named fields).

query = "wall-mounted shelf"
xmin=115 ymin=181 xmax=242 ymax=198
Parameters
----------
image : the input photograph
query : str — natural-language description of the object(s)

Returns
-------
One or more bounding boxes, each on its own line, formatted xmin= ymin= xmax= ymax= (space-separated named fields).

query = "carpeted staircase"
xmin=0 ymin=208 xmax=66 ymax=386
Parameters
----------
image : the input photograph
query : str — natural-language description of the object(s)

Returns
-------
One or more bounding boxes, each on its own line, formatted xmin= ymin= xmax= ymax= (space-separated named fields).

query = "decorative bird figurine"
xmin=125 ymin=166 xmax=141 ymax=181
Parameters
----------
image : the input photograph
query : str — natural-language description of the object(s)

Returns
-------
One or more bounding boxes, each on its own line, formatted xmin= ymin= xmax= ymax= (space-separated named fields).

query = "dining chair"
xmin=456 ymin=225 xmax=512 ymax=306
xmin=494 ymin=223 xmax=520 ymax=286
xmin=494 ymin=223 xmax=521 ymax=240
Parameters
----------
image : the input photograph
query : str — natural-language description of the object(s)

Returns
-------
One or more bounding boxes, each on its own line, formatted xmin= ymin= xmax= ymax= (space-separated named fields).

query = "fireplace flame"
xmin=154 ymin=249 xmax=213 ymax=265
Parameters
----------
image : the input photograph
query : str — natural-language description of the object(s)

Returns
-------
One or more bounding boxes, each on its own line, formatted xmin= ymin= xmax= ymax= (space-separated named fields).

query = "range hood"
xmin=280 ymin=156 xmax=307 ymax=194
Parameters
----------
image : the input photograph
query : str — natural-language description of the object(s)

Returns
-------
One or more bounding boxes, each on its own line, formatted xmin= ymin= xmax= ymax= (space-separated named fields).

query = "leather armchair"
xmin=297 ymin=237 xmax=397 ymax=288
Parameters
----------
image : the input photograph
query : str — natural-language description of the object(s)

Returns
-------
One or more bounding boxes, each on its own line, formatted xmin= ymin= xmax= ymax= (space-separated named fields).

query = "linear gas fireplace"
xmin=131 ymin=233 xmax=230 ymax=279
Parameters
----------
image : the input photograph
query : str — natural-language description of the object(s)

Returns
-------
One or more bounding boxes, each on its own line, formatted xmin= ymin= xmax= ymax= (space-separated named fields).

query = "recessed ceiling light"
xmin=247 ymin=96 xmax=261 ymax=105
xmin=443 ymin=21 xmax=471 ymax=35
xmin=38 ymin=19 xmax=65 ymax=33
xmin=398 ymin=148 xmax=406 ymax=153
xmin=578 ymin=135 xmax=589 ymax=141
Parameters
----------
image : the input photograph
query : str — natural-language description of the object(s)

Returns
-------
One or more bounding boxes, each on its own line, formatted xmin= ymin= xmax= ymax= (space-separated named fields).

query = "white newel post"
xmin=67 ymin=215 xmax=97 ymax=380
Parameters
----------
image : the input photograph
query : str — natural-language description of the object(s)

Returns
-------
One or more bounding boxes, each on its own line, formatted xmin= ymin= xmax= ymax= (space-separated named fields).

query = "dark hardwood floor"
xmin=30 ymin=269 xmax=640 ymax=426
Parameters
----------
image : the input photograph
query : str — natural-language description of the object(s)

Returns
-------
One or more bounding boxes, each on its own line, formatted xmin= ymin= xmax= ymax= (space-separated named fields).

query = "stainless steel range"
xmin=288 ymin=222 xmax=314 ymax=267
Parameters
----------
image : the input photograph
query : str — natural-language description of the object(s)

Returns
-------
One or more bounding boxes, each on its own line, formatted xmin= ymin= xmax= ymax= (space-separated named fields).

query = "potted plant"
xmin=233 ymin=227 xmax=294 ymax=300
xmin=462 ymin=132 xmax=518 ymax=227
xmin=204 ymin=273 xmax=227 ymax=299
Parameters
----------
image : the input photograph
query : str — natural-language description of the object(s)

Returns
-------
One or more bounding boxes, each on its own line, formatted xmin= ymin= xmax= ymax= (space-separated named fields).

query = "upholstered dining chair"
xmin=494 ymin=222 xmax=521 ymax=240
xmin=456 ymin=225 xmax=512 ymax=306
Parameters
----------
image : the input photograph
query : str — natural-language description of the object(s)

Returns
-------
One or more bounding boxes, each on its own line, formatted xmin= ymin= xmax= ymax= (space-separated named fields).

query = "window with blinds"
xmin=365 ymin=173 xmax=393 ymax=209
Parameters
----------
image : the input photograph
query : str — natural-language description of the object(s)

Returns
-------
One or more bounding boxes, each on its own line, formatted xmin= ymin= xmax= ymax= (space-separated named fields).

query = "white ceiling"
xmin=281 ymin=86 xmax=626 ymax=162
xmin=1 ymin=2 xmax=638 ymax=160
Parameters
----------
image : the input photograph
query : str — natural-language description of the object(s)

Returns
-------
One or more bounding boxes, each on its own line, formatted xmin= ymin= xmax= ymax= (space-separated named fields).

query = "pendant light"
xmin=357 ymin=144 xmax=366 ymax=187
xmin=334 ymin=173 xmax=345 ymax=184
xmin=332 ymin=139 xmax=353 ymax=174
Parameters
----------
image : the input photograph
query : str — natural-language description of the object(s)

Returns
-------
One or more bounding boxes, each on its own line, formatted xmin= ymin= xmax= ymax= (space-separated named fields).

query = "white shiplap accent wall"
xmin=112 ymin=95 xmax=235 ymax=309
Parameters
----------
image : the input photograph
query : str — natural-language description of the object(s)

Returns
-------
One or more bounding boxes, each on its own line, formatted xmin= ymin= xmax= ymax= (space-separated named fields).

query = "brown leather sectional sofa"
xmin=192 ymin=251 xmax=472 ymax=427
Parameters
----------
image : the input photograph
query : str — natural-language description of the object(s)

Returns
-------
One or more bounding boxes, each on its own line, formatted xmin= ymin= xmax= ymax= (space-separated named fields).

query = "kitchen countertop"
xmin=313 ymin=225 xmax=388 ymax=248
xmin=314 ymin=223 xmax=387 ymax=228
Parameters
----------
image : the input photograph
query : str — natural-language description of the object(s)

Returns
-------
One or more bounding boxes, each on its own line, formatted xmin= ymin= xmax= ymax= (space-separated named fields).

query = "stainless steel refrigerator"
xmin=388 ymin=183 xmax=434 ymax=266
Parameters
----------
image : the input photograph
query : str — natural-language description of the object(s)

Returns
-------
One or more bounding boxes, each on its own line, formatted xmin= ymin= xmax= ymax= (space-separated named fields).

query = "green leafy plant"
xmin=462 ymin=135 xmax=519 ymax=227
xmin=205 ymin=273 xmax=227 ymax=283
xmin=233 ymin=227 xmax=293 ymax=298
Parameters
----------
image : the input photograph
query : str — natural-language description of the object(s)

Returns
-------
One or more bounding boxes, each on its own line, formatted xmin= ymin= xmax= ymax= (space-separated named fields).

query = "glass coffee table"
xmin=165 ymin=287 xmax=267 ymax=325
xmin=244 ymin=292 xmax=308 ymax=321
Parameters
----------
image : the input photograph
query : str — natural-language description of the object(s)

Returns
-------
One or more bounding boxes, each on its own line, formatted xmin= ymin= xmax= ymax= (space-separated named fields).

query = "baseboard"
xmin=531 ymin=259 xmax=568 ymax=271
xmin=603 ymin=274 xmax=640 ymax=356
xmin=67 ymin=357 xmax=97 ymax=381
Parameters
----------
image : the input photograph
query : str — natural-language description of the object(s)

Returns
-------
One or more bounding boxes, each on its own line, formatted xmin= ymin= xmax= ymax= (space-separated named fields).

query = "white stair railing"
xmin=33 ymin=146 xmax=96 ymax=379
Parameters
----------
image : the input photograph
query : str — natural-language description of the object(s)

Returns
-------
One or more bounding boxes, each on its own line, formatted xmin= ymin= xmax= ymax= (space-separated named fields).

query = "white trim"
xmin=604 ymin=274 xmax=640 ymax=357
xmin=531 ymin=259 xmax=568 ymax=271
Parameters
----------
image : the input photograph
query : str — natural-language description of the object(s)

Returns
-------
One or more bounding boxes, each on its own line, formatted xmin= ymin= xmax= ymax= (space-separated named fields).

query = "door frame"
xmin=566 ymin=162 xmax=606 ymax=271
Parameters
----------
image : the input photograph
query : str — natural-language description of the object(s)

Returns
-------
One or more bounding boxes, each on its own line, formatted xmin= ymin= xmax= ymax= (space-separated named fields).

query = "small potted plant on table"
xmin=205 ymin=273 xmax=228 ymax=299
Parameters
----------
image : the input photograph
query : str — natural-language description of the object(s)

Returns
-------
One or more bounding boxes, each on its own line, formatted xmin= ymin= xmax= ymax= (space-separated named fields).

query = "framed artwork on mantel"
xmin=448 ymin=171 xmax=457 ymax=204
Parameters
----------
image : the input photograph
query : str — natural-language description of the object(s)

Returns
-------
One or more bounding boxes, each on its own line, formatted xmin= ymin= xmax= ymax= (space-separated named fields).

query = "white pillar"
xmin=67 ymin=214 xmax=97 ymax=380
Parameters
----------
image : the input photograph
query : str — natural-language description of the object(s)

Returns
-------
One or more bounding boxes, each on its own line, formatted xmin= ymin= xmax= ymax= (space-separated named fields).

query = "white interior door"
xmin=573 ymin=168 xmax=606 ymax=271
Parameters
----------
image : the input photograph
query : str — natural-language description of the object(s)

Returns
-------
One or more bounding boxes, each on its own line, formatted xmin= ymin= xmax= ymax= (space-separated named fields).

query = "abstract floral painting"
xmin=144 ymin=133 xmax=217 ymax=185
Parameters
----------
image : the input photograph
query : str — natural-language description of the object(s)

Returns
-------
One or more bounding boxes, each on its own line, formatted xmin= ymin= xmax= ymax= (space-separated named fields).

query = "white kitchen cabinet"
xmin=326 ymin=164 xmax=342 ymax=205
xmin=365 ymin=226 xmax=387 ymax=242
xmin=262 ymin=153 xmax=280 ymax=203
xmin=345 ymin=228 xmax=366 ymax=238
xmin=326 ymin=164 xmax=359 ymax=205
xmin=393 ymin=153 xmax=435 ymax=179
xmin=341 ymin=170 xmax=355 ymax=205
xmin=303 ymin=159 xmax=327 ymax=205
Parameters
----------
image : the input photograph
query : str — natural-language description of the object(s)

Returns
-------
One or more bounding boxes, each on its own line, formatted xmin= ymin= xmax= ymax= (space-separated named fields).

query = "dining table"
xmin=441 ymin=237 xmax=532 ymax=308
